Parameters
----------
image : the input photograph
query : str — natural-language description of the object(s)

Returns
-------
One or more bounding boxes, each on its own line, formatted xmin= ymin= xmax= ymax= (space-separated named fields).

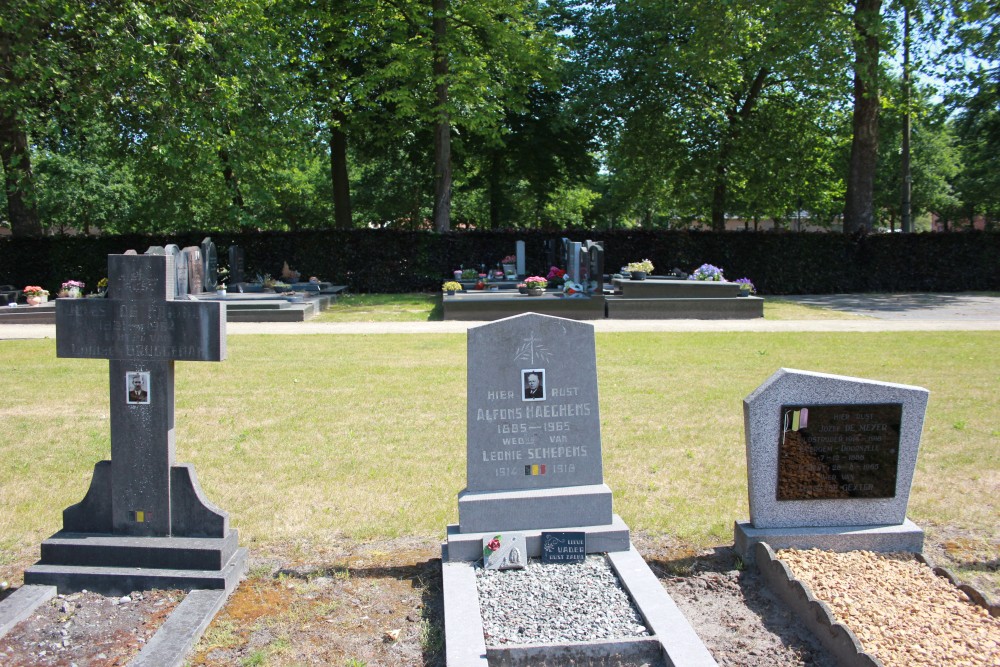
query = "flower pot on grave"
xmin=526 ymin=288 xmax=544 ymax=296
xmin=446 ymin=290 xmax=456 ymax=296
xmin=629 ymin=271 xmax=647 ymax=281
xmin=502 ymin=263 xmax=516 ymax=278
xmin=67 ymin=287 xmax=83 ymax=298
xmin=26 ymin=296 xmax=42 ymax=306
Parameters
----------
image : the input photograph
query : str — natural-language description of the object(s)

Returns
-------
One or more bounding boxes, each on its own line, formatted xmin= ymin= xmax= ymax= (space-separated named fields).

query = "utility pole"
xmin=901 ymin=3 xmax=913 ymax=233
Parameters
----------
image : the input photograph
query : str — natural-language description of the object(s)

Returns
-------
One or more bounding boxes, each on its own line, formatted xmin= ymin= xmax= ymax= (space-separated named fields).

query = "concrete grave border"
xmin=442 ymin=543 xmax=718 ymax=667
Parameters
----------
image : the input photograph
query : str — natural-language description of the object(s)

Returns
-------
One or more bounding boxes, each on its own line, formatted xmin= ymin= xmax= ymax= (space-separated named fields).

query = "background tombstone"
xmin=445 ymin=312 xmax=628 ymax=561
xmin=182 ymin=246 xmax=204 ymax=294
xmin=24 ymin=252 xmax=246 ymax=594
xmin=202 ymin=237 xmax=218 ymax=291
xmin=228 ymin=245 xmax=246 ymax=285
xmin=515 ymin=240 xmax=526 ymax=278
xmin=735 ymin=367 xmax=929 ymax=559
xmin=585 ymin=240 xmax=605 ymax=293
xmin=165 ymin=244 xmax=187 ymax=298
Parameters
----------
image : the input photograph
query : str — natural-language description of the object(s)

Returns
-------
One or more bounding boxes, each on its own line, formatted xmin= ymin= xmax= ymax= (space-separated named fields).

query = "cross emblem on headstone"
xmin=56 ymin=253 xmax=227 ymax=538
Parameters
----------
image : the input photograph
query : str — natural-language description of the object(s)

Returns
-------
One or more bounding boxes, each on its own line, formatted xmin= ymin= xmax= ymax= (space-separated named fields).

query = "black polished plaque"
xmin=541 ymin=532 xmax=586 ymax=564
xmin=776 ymin=404 xmax=902 ymax=501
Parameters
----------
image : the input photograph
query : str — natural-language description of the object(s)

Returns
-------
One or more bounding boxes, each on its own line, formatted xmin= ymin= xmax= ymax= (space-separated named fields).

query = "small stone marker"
xmin=541 ymin=532 xmax=586 ymax=564
xmin=201 ymin=237 xmax=217 ymax=291
xmin=482 ymin=533 xmax=527 ymax=570
xmin=25 ymin=252 xmax=246 ymax=594
xmin=735 ymin=368 xmax=929 ymax=559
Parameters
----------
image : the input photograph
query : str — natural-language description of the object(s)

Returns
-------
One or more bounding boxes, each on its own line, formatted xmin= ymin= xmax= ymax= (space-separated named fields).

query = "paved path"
xmin=2 ymin=294 xmax=998 ymax=340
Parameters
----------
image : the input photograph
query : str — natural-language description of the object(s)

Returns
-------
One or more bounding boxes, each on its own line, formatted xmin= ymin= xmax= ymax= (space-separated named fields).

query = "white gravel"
xmin=476 ymin=555 xmax=649 ymax=646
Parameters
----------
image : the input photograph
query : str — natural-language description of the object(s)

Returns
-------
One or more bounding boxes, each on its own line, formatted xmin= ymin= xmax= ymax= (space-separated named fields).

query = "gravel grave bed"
xmin=476 ymin=555 xmax=649 ymax=646
xmin=778 ymin=548 xmax=1000 ymax=667
xmin=0 ymin=588 xmax=181 ymax=666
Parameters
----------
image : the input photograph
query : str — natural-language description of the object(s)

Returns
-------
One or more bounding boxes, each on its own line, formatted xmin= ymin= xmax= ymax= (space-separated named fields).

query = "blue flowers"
xmin=689 ymin=264 xmax=725 ymax=281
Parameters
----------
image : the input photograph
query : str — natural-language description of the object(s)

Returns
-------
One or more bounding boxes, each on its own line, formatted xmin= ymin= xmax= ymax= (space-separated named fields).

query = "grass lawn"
xmin=1 ymin=331 xmax=997 ymax=594
xmin=312 ymin=292 xmax=866 ymax=322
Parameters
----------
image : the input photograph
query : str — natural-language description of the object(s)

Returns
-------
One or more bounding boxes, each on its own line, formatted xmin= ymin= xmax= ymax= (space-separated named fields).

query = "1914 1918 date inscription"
xmin=776 ymin=403 xmax=903 ymax=501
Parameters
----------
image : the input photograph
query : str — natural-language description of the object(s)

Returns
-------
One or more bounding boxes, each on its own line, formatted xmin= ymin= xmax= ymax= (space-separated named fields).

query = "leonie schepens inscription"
xmin=468 ymin=317 xmax=603 ymax=493
xmin=777 ymin=403 xmax=902 ymax=501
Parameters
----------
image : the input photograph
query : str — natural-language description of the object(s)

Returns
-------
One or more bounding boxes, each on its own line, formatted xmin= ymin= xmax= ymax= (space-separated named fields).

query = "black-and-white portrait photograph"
xmin=126 ymin=371 xmax=150 ymax=404
xmin=522 ymin=369 xmax=546 ymax=401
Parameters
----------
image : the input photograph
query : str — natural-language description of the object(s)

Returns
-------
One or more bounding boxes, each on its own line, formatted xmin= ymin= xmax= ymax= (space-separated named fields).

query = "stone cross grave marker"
xmin=55 ymin=253 xmax=227 ymax=537
xmin=446 ymin=312 xmax=628 ymax=561
xmin=735 ymin=368 xmax=929 ymax=558
xmin=202 ymin=237 xmax=218 ymax=291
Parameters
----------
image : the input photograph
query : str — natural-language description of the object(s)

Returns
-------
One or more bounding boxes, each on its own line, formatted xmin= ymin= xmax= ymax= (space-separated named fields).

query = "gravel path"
xmin=476 ymin=556 xmax=649 ymax=646
xmin=778 ymin=549 xmax=1000 ymax=667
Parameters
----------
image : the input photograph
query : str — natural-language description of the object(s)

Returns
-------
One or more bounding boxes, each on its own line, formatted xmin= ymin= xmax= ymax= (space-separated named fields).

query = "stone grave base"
xmin=443 ymin=514 xmax=630 ymax=562
xmin=441 ymin=541 xmax=718 ymax=667
xmin=24 ymin=531 xmax=248 ymax=595
xmin=457 ymin=484 xmax=614 ymax=535
xmin=733 ymin=518 xmax=925 ymax=563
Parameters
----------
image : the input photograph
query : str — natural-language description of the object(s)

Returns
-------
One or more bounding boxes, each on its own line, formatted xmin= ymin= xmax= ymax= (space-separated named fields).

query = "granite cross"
xmin=56 ymin=253 xmax=226 ymax=537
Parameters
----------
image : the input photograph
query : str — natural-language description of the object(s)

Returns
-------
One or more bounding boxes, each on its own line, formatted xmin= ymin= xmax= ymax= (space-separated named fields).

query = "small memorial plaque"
xmin=541 ymin=532 xmax=586 ymax=564
xmin=482 ymin=532 xmax=527 ymax=570
xmin=777 ymin=403 xmax=902 ymax=501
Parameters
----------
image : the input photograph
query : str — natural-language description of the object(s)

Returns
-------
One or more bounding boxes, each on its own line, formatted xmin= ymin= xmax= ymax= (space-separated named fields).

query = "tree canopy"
xmin=0 ymin=0 xmax=996 ymax=236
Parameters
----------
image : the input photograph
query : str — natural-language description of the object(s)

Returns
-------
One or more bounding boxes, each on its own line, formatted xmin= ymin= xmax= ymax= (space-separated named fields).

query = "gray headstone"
xmin=586 ymin=241 xmax=604 ymax=293
xmin=201 ymin=238 xmax=218 ymax=291
xmin=55 ymin=254 xmax=227 ymax=538
xmin=743 ymin=368 xmax=929 ymax=529
xmin=228 ymin=245 xmax=245 ymax=284
xmin=182 ymin=247 xmax=203 ymax=294
xmin=515 ymin=241 xmax=526 ymax=278
xmin=458 ymin=313 xmax=612 ymax=534
xmin=145 ymin=246 xmax=166 ymax=255
xmin=164 ymin=245 xmax=185 ymax=298
xmin=466 ymin=314 xmax=603 ymax=492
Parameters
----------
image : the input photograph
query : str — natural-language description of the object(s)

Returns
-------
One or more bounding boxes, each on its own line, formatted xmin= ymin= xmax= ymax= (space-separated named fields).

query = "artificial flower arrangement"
xmin=626 ymin=259 xmax=654 ymax=274
xmin=545 ymin=266 xmax=566 ymax=286
xmin=442 ymin=281 xmax=463 ymax=292
xmin=23 ymin=285 xmax=49 ymax=296
xmin=501 ymin=255 xmax=516 ymax=265
xmin=59 ymin=279 xmax=85 ymax=297
xmin=689 ymin=264 xmax=725 ymax=281
xmin=733 ymin=277 xmax=756 ymax=294
xmin=524 ymin=276 xmax=548 ymax=289
xmin=96 ymin=277 xmax=108 ymax=291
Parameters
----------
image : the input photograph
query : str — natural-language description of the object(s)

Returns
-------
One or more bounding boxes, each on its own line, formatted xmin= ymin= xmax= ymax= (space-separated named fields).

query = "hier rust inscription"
xmin=776 ymin=403 xmax=902 ymax=501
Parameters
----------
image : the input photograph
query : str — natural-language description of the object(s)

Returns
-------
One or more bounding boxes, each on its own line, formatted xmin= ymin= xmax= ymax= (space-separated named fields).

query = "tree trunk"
xmin=843 ymin=0 xmax=882 ymax=235
xmin=432 ymin=0 xmax=451 ymax=232
xmin=218 ymin=147 xmax=246 ymax=212
xmin=0 ymin=109 xmax=42 ymax=236
xmin=330 ymin=109 xmax=352 ymax=229
xmin=711 ymin=68 xmax=769 ymax=231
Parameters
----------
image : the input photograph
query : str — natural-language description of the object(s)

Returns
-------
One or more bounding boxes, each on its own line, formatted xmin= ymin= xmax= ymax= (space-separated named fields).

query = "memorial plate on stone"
xmin=777 ymin=403 xmax=902 ymax=501
xmin=541 ymin=532 xmax=586 ymax=564
xmin=482 ymin=532 xmax=527 ymax=570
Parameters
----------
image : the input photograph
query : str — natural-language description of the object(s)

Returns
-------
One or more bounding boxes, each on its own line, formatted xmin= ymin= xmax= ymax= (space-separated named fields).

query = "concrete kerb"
xmin=129 ymin=588 xmax=231 ymax=667
xmin=0 ymin=585 xmax=57 ymax=640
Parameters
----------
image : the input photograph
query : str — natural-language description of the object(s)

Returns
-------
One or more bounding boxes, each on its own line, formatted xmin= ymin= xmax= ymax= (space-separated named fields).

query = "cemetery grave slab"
xmin=443 ymin=313 xmax=717 ymax=666
xmin=735 ymin=368 xmax=929 ymax=560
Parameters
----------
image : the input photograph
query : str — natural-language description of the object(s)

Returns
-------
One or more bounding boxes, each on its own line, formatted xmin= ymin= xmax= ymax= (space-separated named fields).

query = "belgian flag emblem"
xmin=524 ymin=464 xmax=546 ymax=476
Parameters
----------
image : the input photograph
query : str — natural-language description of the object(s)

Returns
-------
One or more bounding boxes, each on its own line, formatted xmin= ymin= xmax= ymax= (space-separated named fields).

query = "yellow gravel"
xmin=777 ymin=549 xmax=1000 ymax=667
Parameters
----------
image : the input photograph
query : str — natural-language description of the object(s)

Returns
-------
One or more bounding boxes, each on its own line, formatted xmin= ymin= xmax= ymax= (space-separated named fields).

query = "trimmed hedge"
xmin=1 ymin=230 xmax=997 ymax=296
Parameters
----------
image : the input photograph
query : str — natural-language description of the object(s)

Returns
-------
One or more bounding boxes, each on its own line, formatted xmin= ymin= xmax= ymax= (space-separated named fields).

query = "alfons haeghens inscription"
xmin=467 ymin=316 xmax=603 ymax=493
xmin=776 ymin=403 xmax=902 ymax=501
